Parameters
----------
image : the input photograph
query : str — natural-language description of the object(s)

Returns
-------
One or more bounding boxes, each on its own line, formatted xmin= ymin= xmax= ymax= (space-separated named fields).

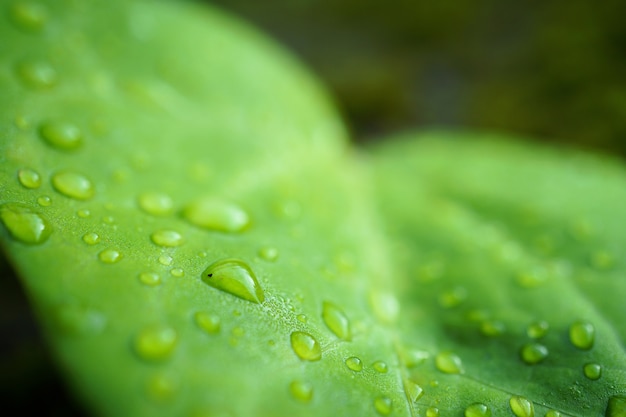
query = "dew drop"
xmin=426 ymin=408 xmax=440 ymax=417
xmin=77 ymin=209 xmax=91 ymax=218
xmin=51 ymin=170 xmax=94 ymax=200
xmin=258 ymin=246 xmax=279 ymax=262
xmin=345 ymin=357 xmax=363 ymax=372
xmin=102 ymin=215 xmax=115 ymax=224
xmin=480 ymin=320 xmax=505 ymax=337
xmin=194 ymin=312 xmax=220 ymax=334
xmin=17 ymin=168 xmax=41 ymax=189
xmin=202 ymin=258 xmax=264 ymax=304
xmin=400 ymin=348 xmax=429 ymax=368
xmin=10 ymin=1 xmax=48 ymax=31
xmin=465 ymin=403 xmax=491 ymax=417
xmin=605 ymin=396 xmax=626 ymax=417
xmin=170 ymin=268 xmax=184 ymax=277
xmin=98 ymin=248 xmax=122 ymax=264
xmin=435 ymin=351 xmax=463 ymax=374
xmin=290 ymin=331 xmax=321 ymax=361
xmin=520 ymin=343 xmax=548 ymax=365
xmin=39 ymin=121 xmax=83 ymax=150
xmin=510 ymin=395 xmax=534 ymax=417
xmin=137 ymin=192 xmax=173 ymax=216
xmin=82 ymin=232 xmax=100 ymax=245
xmin=182 ymin=198 xmax=250 ymax=233
xmin=16 ymin=60 xmax=57 ymax=89
xmin=527 ymin=320 xmax=549 ymax=339
xmin=373 ymin=361 xmax=388 ymax=374
xmin=37 ymin=195 xmax=51 ymax=206
xmin=0 ymin=203 xmax=51 ymax=244
xmin=139 ymin=272 xmax=161 ymax=286
xmin=296 ymin=314 xmax=308 ymax=323
xmin=321 ymin=301 xmax=350 ymax=340
xmin=133 ymin=325 xmax=177 ymax=361
xmin=150 ymin=229 xmax=183 ymax=247
xmin=369 ymin=290 xmax=399 ymax=323
xmin=569 ymin=320 xmax=595 ymax=350
xmin=545 ymin=411 xmax=561 ymax=417
xmin=289 ymin=380 xmax=313 ymax=403
xmin=403 ymin=379 xmax=424 ymax=403
xmin=374 ymin=396 xmax=392 ymax=416
xmin=438 ymin=286 xmax=467 ymax=308
xmin=583 ymin=363 xmax=602 ymax=380
xmin=146 ymin=373 xmax=177 ymax=402
xmin=158 ymin=255 xmax=173 ymax=266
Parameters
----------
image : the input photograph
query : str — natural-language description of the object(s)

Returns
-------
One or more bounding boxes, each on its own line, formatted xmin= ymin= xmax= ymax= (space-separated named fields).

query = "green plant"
xmin=1 ymin=0 xmax=624 ymax=416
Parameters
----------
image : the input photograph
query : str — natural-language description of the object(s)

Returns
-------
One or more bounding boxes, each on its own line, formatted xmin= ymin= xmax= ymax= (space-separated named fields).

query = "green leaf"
xmin=1 ymin=1 xmax=625 ymax=417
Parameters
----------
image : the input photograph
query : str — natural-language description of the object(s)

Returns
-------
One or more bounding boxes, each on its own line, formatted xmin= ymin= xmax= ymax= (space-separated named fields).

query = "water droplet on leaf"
xmin=39 ymin=121 xmax=83 ymax=150
xmin=133 ymin=325 xmax=177 ymax=361
xmin=373 ymin=361 xmax=388 ymax=373
xmin=345 ymin=357 xmax=363 ymax=372
xmin=289 ymin=380 xmax=313 ymax=403
xmin=290 ymin=331 xmax=321 ymax=361
xmin=426 ymin=407 xmax=440 ymax=417
xmin=139 ymin=272 xmax=160 ymax=286
xmin=183 ymin=198 xmax=250 ymax=233
xmin=51 ymin=170 xmax=94 ymax=200
xmin=17 ymin=168 xmax=41 ymax=189
xmin=16 ymin=60 xmax=57 ymax=89
xmin=520 ymin=343 xmax=548 ymax=364
xmin=258 ymin=246 xmax=279 ymax=262
xmin=138 ymin=192 xmax=173 ymax=216
xmin=158 ymin=255 xmax=173 ymax=266
xmin=569 ymin=320 xmax=595 ymax=350
xmin=510 ymin=395 xmax=534 ymax=417
xmin=150 ymin=229 xmax=183 ymax=247
xmin=201 ymin=258 xmax=264 ymax=304
xmin=37 ymin=195 xmax=51 ymax=206
xmin=82 ymin=232 xmax=99 ymax=245
xmin=99 ymin=248 xmax=121 ymax=264
xmin=435 ymin=351 xmax=463 ymax=374
xmin=374 ymin=396 xmax=392 ymax=416
xmin=170 ymin=268 xmax=184 ymax=277
xmin=194 ymin=312 xmax=220 ymax=334
xmin=10 ymin=1 xmax=48 ymax=31
xmin=321 ymin=301 xmax=350 ymax=340
xmin=403 ymin=379 xmax=424 ymax=402
xmin=583 ymin=363 xmax=602 ymax=380
xmin=0 ymin=203 xmax=51 ymax=244
xmin=606 ymin=396 xmax=626 ymax=417
xmin=527 ymin=320 xmax=549 ymax=339
xmin=465 ymin=403 xmax=491 ymax=417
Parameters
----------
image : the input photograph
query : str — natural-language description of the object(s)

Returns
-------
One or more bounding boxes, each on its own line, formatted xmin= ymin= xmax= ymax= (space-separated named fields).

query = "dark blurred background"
xmin=3 ymin=0 xmax=626 ymax=415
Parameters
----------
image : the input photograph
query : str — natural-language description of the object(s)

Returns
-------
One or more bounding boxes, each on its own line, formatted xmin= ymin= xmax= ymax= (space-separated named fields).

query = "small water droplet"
xmin=606 ymin=396 xmax=626 ymax=417
xmin=426 ymin=407 xmax=440 ymax=417
xmin=527 ymin=320 xmax=549 ymax=339
xmin=146 ymin=373 xmax=177 ymax=402
xmin=133 ymin=325 xmax=177 ymax=361
xmin=480 ymin=320 xmax=505 ymax=337
xmin=290 ymin=331 xmax=321 ymax=361
xmin=77 ymin=209 xmax=91 ymax=218
xmin=369 ymin=290 xmax=399 ymax=323
xmin=510 ymin=395 xmax=534 ymax=417
xmin=139 ymin=272 xmax=161 ymax=286
xmin=289 ymin=380 xmax=313 ymax=403
xmin=0 ymin=203 xmax=51 ymax=244
xmin=82 ymin=232 xmax=100 ymax=245
xmin=102 ymin=215 xmax=115 ymax=224
xmin=400 ymin=348 xmax=429 ymax=368
xmin=150 ymin=229 xmax=183 ymax=247
xmin=170 ymin=268 xmax=184 ymax=277
xmin=16 ymin=60 xmax=57 ymax=89
xmin=202 ymin=258 xmax=264 ymax=304
xmin=51 ymin=170 xmax=94 ymax=200
xmin=583 ymin=363 xmax=602 ymax=380
xmin=258 ymin=246 xmax=279 ymax=262
xmin=545 ymin=411 xmax=561 ymax=417
xmin=182 ymin=198 xmax=250 ymax=233
xmin=345 ymin=357 xmax=363 ymax=372
xmin=10 ymin=1 xmax=48 ymax=31
xmin=158 ymin=255 xmax=173 ymax=266
xmin=17 ymin=168 xmax=41 ymax=189
xmin=194 ymin=312 xmax=220 ymax=334
xmin=569 ymin=320 xmax=595 ymax=350
xmin=296 ymin=314 xmax=308 ymax=323
xmin=438 ymin=286 xmax=467 ymax=308
xmin=321 ymin=301 xmax=350 ymax=340
xmin=520 ymin=343 xmax=548 ymax=365
xmin=137 ymin=192 xmax=173 ymax=216
xmin=99 ymin=248 xmax=122 ymax=264
xmin=37 ymin=195 xmax=51 ymax=206
xmin=435 ymin=351 xmax=463 ymax=374
xmin=39 ymin=121 xmax=83 ymax=150
xmin=465 ymin=403 xmax=491 ymax=417
xmin=373 ymin=361 xmax=388 ymax=373
xmin=403 ymin=379 xmax=423 ymax=402
xmin=374 ymin=396 xmax=392 ymax=416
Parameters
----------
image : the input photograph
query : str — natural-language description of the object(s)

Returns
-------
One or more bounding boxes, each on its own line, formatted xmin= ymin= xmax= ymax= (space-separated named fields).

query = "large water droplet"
xmin=373 ymin=360 xmax=388 ymax=373
xmin=16 ymin=60 xmax=57 ymax=89
xmin=374 ymin=396 xmax=392 ymax=416
xmin=526 ymin=320 xmax=549 ymax=339
xmin=182 ymin=198 xmax=250 ymax=233
xmin=139 ymin=272 xmax=161 ymax=286
xmin=51 ymin=170 xmax=94 ymax=200
xmin=39 ymin=121 xmax=83 ymax=150
xmin=465 ymin=403 xmax=491 ymax=417
xmin=606 ymin=396 xmax=626 ymax=417
xmin=17 ymin=168 xmax=41 ymax=189
xmin=138 ymin=192 xmax=173 ymax=216
xmin=583 ymin=363 xmax=602 ymax=380
xmin=403 ymin=379 xmax=424 ymax=402
xmin=133 ymin=325 xmax=177 ymax=361
xmin=569 ymin=320 xmax=595 ymax=350
xmin=290 ymin=331 xmax=321 ymax=361
xmin=194 ymin=312 xmax=220 ymax=334
xmin=82 ymin=232 xmax=100 ymax=245
xmin=345 ymin=357 xmax=363 ymax=372
xmin=0 ymin=203 xmax=51 ymax=244
xmin=10 ymin=1 xmax=48 ymax=31
xmin=99 ymin=248 xmax=122 ymax=264
xmin=435 ymin=351 xmax=463 ymax=374
xmin=150 ymin=230 xmax=183 ymax=247
xmin=510 ymin=395 xmax=534 ymax=417
xmin=321 ymin=301 xmax=350 ymax=340
xmin=520 ymin=343 xmax=548 ymax=365
xmin=202 ymin=259 xmax=264 ymax=304
xmin=289 ymin=380 xmax=313 ymax=403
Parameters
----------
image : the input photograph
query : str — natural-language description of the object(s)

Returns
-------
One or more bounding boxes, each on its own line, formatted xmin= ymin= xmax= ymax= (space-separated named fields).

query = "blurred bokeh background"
xmin=2 ymin=0 xmax=625 ymax=414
